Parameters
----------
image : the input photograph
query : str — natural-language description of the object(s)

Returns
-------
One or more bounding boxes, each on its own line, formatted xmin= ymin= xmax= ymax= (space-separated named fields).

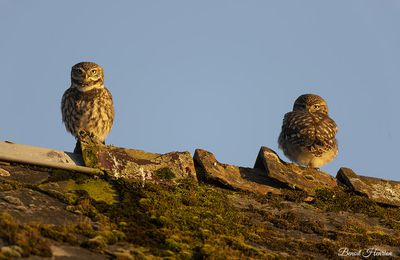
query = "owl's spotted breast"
xmin=61 ymin=86 xmax=114 ymax=143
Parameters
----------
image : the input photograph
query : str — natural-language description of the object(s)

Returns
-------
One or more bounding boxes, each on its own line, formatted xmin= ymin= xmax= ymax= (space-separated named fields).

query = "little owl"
xmin=61 ymin=62 xmax=114 ymax=153
xmin=278 ymin=94 xmax=338 ymax=168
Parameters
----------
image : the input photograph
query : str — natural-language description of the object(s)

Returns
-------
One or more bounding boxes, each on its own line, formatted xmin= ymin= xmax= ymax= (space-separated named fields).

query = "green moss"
xmin=2 ymin=163 xmax=400 ymax=258
xmin=270 ymin=211 xmax=325 ymax=235
xmin=153 ymin=167 xmax=175 ymax=180
xmin=0 ymin=212 xmax=52 ymax=257
xmin=0 ymin=182 xmax=15 ymax=192
xmin=314 ymin=187 xmax=400 ymax=231
xmin=68 ymin=179 xmax=118 ymax=205
xmin=39 ymin=177 xmax=117 ymax=205
xmin=81 ymin=144 xmax=101 ymax=169
xmin=314 ymin=188 xmax=375 ymax=213
xmin=0 ymin=180 xmax=21 ymax=192
xmin=82 ymin=235 xmax=107 ymax=250
xmin=282 ymin=189 xmax=308 ymax=203
xmin=96 ymin=230 xmax=125 ymax=245
xmin=90 ymin=179 xmax=285 ymax=257
xmin=40 ymin=225 xmax=79 ymax=245
xmin=64 ymin=192 xmax=80 ymax=204
xmin=46 ymin=169 xmax=77 ymax=183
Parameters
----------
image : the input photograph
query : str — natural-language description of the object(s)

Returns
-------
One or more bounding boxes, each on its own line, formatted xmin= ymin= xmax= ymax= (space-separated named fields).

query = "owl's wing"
xmin=313 ymin=115 xmax=338 ymax=151
xmin=280 ymin=111 xmax=338 ymax=156
xmin=280 ymin=111 xmax=316 ymax=147
xmin=61 ymin=87 xmax=78 ymax=124
xmin=103 ymin=87 xmax=115 ymax=125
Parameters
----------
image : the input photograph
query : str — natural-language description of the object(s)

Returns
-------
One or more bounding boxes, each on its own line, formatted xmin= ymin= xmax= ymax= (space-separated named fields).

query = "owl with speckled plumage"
xmin=278 ymin=94 xmax=338 ymax=168
xmin=61 ymin=62 xmax=114 ymax=153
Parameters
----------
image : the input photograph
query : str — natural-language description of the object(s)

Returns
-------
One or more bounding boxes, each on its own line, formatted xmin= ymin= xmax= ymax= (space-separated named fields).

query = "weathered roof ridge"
xmin=0 ymin=141 xmax=101 ymax=175
xmin=1 ymin=140 xmax=400 ymax=207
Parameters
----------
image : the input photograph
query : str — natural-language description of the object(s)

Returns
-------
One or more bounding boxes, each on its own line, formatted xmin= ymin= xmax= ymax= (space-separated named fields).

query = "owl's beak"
xmin=83 ymin=74 xmax=90 ymax=82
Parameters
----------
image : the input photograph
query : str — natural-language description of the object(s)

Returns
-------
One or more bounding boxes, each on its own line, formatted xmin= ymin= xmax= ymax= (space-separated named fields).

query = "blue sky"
xmin=1 ymin=1 xmax=399 ymax=180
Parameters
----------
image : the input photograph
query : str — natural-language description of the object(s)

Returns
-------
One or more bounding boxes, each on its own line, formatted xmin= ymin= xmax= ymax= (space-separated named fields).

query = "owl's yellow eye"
xmin=313 ymin=105 xmax=320 ymax=109
xmin=91 ymin=69 xmax=97 ymax=74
